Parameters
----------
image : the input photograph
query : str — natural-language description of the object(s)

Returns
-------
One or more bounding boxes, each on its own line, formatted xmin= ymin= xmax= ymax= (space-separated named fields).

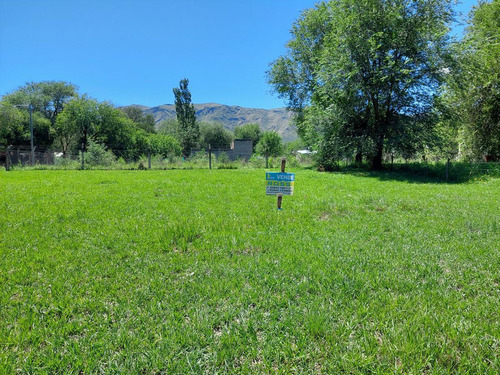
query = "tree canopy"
xmin=256 ymin=131 xmax=284 ymax=157
xmin=3 ymin=81 xmax=77 ymax=126
xmin=199 ymin=122 xmax=233 ymax=149
xmin=268 ymin=0 xmax=455 ymax=168
xmin=1 ymin=81 xmax=77 ymax=148
xmin=120 ymin=106 xmax=156 ymax=133
xmin=55 ymin=95 xmax=101 ymax=153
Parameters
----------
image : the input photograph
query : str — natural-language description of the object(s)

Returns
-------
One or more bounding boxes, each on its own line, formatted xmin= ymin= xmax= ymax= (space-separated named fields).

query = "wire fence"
xmin=1 ymin=145 xmax=498 ymax=182
xmin=0 ymin=145 xmax=314 ymax=171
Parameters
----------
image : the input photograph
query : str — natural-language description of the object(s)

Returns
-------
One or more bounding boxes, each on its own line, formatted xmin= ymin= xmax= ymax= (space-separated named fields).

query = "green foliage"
xmin=0 ymin=169 xmax=498 ymax=372
xmin=1 ymin=81 xmax=77 ymax=149
xmin=55 ymin=96 xmax=142 ymax=159
xmin=256 ymin=131 xmax=284 ymax=157
xmin=157 ymin=118 xmax=181 ymax=141
xmin=199 ymin=122 xmax=233 ymax=149
xmin=445 ymin=0 xmax=500 ymax=161
xmin=54 ymin=156 xmax=80 ymax=169
xmin=0 ymin=103 xmax=26 ymax=145
xmin=132 ymin=131 xmax=181 ymax=161
xmin=431 ymin=93 xmax=462 ymax=160
xmin=95 ymin=102 xmax=136 ymax=159
xmin=3 ymin=81 xmax=77 ymax=126
xmin=268 ymin=0 xmax=455 ymax=168
xmin=173 ymin=79 xmax=198 ymax=156
xmin=120 ymin=106 xmax=156 ymax=133
xmin=233 ymin=123 xmax=262 ymax=151
xmin=248 ymin=154 xmax=265 ymax=168
xmin=284 ymin=138 xmax=305 ymax=155
xmin=1 ymin=81 xmax=164 ymax=160
xmin=84 ymin=141 xmax=116 ymax=166
xmin=55 ymin=95 xmax=100 ymax=152
xmin=148 ymin=133 xmax=182 ymax=159
xmin=216 ymin=151 xmax=230 ymax=164
xmin=385 ymin=113 xmax=440 ymax=160
xmin=0 ymin=105 xmax=52 ymax=149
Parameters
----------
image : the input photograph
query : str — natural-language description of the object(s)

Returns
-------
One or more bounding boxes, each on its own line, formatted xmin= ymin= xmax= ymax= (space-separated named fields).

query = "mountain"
xmin=129 ymin=103 xmax=297 ymax=142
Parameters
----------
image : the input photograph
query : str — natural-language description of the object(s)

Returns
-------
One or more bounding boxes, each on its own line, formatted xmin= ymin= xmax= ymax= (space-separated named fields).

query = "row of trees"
xmin=0 ymin=79 xmax=286 ymax=161
xmin=0 ymin=81 xmax=165 ymax=159
xmin=268 ymin=0 xmax=499 ymax=168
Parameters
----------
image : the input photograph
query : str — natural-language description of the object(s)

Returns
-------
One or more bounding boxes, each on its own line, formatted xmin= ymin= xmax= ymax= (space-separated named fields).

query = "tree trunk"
xmin=372 ymin=137 xmax=384 ymax=169
xmin=355 ymin=151 xmax=363 ymax=164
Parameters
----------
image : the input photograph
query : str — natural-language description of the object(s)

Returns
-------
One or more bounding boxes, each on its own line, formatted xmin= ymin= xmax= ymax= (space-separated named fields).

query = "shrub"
xmin=84 ymin=141 xmax=115 ymax=167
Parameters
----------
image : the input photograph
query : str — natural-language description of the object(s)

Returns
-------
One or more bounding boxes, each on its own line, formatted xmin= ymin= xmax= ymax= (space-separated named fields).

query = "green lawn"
xmin=1 ymin=169 xmax=499 ymax=373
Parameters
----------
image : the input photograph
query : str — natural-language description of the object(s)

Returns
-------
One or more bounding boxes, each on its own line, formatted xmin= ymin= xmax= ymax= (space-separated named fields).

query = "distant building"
xmin=295 ymin=149 xmax=315 ymax=155
xmin=191 ymin=139 xmax=252 ymax=161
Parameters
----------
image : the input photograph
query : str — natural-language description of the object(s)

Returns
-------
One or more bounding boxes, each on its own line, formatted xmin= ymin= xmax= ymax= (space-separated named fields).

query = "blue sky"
xmin=0 ymin=0 xmax=476 ymax=109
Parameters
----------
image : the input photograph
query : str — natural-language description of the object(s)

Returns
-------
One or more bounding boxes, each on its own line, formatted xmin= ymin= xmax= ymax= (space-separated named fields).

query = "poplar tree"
xmin=173 ymin=79 xmax=198 ymax=157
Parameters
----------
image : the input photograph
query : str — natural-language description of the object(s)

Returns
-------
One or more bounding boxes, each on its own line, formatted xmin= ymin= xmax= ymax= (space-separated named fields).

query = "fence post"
xmin=6 ymin=146 xmax=11 ymax=171
xmin=446 ymin=158 xmax=450 ymax=181
xmin=81 ymin=143 xmax=85 ymax=170
xmin=208 ymin=144 xmax=212 ymax=170
xmin=148 ymin=146 xmax=152 ymax=169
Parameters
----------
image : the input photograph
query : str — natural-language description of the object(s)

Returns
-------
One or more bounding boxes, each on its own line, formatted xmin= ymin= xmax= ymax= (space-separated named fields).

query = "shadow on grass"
xmin=328 ymin=162 xmax=498 ymax=184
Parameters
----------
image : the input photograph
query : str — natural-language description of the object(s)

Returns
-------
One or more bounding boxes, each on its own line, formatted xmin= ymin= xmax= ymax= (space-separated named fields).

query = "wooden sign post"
xmin=266 ymin=158 xmax=294 ymax=210
xmin=277 ymin=158 xmax=286 ymax=209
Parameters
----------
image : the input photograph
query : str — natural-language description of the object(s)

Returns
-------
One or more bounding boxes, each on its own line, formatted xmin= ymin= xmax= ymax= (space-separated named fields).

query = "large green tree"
xmin=96 ymin=102 xmax=136 ymax=159
xmin=148 ymin=133 xmax=182 ymax=159
xmin=446 ymin=0 xmax=500 ymax=161
xmin=256 ymin=131 xmax=284 ymax=158
xmin=173 ymin=79 xmax=198 ymax=157
xmin=199 ymin=122 xmax=233 ymax=149
xmin=1 ymin=81 xmax=77 ymax=149
xmin=56 ymin=96 xmax=141 ymax=158
xmin=3 ymin=81 xmax=77 ymax=126
xmin=268 ymin=0 xmax=454 ymax=168
xmin=55 ymin=95 xmax=100 ymax=154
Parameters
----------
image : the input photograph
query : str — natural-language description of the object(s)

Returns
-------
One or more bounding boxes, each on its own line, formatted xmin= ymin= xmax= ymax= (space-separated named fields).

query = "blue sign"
xmin=266 ymin=172 xmax=295 ymax=195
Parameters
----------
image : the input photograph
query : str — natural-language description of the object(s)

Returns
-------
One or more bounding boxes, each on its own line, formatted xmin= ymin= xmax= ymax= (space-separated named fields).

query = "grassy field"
xmin=0 ymin=168 xmax=499 ymax=374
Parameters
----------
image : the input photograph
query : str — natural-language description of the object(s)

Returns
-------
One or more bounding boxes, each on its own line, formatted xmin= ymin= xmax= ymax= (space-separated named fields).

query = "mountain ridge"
xmin=126 ymin=103 xmax=297 ymax=142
